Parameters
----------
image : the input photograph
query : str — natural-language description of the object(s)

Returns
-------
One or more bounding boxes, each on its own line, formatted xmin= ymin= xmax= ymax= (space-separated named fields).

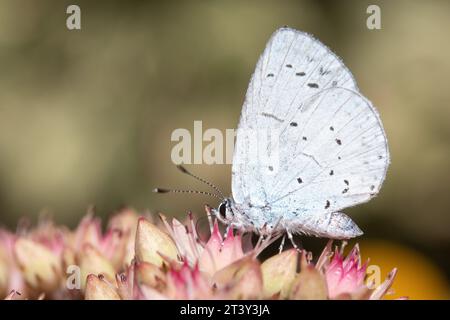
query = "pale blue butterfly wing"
xmin=231 ymin=27 xmax=389 ymax=237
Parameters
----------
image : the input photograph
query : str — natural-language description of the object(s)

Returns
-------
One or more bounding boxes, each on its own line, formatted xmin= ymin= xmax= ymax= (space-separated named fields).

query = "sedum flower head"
xmin=0 ymin=207 xmax=400 ymax=300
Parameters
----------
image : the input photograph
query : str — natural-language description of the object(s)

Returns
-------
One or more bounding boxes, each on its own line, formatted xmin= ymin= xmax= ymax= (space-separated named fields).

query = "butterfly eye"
xmin=218 ymin=202 xmax=227 ymax=219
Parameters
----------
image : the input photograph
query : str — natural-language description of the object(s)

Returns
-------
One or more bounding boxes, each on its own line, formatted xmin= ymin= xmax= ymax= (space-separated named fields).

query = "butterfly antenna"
xmin=175 ymin=165 xmax=226 ymax=199
xmin=153 ymin=188 xmax=223 ymax=201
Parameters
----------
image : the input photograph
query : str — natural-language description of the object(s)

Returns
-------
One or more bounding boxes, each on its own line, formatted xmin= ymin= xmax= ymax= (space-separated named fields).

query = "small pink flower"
xmin=325 ymin=244 xmax=367 ymax=299
xmin=198 ymin=221 xmax=245 ymax=275
xmin=165 ymin=262 xmax=212 ymax=299
xmin=0 ymin=231 xmax=26 ymax=298
xmin=160 ymin=211 xmax=246 ymax=276
xmin=72 ymin=209 xmax=138 ymax=269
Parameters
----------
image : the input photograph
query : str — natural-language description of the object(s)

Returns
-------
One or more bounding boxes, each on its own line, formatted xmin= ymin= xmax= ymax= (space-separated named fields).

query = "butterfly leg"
xmin=278 ymin=234 xmax=286 ymax=253
xmin=286 ymin=229 xmax=302 ymax=252
xmin=204 ymin=204 xmax=215 ymax=233
xmin=254 ymin=223 xmax=267 ymax=249
xmin=223 ymin=224 xmax=232 ymax=240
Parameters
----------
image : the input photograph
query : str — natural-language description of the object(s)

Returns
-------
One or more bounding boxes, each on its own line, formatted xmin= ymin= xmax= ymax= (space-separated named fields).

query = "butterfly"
xmin=156 ymin=27 xmax=389 ymax=247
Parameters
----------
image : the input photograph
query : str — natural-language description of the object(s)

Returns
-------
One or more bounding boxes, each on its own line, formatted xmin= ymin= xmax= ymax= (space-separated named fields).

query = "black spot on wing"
xmin=297 ymin=177 xmax=303 ymax=184
xmin=296 ymin=72 xmax=306 ymax=76
xmin=307 ymin=83 xmax=319 ymax=89
xmin=325 ymin=200 xmax=330 ymax=209
xmin=335 ymin=138 xmax=342 ymax=145
xmin=290 ymin=122 xmax=298 ymax=127
xmin=319 ymin=67 xmax=331 ymax=76
xmin=267 ymin=73 xmax=274 ymax=77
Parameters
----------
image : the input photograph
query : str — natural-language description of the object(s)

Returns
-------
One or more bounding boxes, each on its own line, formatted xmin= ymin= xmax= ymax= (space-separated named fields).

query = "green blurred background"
xmin=0 ymin=0 xmax=449 ymax=298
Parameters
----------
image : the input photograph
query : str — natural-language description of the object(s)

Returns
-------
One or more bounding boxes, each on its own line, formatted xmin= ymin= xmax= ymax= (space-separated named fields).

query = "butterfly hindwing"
xmin=268 ymin=87 xmax=389 ymax=217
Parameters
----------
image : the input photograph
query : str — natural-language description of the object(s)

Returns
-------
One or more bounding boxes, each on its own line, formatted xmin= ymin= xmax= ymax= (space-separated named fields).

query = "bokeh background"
xmin=0 ymin=0 xmax=449 ymax=299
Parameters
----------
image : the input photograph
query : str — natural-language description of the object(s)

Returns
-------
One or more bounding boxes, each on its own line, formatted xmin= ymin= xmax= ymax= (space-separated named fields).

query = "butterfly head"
xmin=213 ymin=198 xmax=236 ymax=225
xmin=212 ymin=198 xmax=256 ymax=232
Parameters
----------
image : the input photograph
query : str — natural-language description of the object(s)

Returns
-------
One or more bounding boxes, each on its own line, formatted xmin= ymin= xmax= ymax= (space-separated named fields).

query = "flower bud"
xmin=14 ymin=238 xmax=62 ymax=292
xmin=79 ymin=245 xmax=116 ymax=290
xmin=261 ymin=249 xmax=298 ymax=298
xmin=85 ymin=274 xmax=120 ymax=300
xmin=135 ymin=218 xmax=178 ymax=267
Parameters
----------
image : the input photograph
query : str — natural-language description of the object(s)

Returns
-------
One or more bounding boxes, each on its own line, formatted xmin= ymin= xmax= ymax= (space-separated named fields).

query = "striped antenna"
xmin=153 ymin=188 xmax=223 ymax=201
xmin=176 ymin=165 xmax=225 ymax=199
